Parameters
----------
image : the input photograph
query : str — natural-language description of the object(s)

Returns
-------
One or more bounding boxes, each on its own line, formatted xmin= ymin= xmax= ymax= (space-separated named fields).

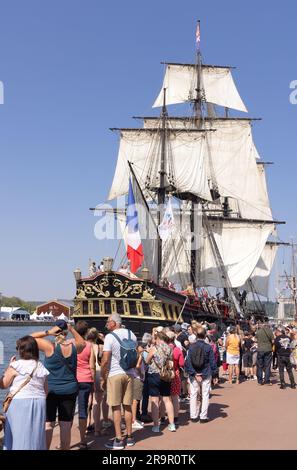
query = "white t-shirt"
xmin=9 ymin=359 xmax=49 ymax=399
xmin=103 ymin=328 xmax=137 ymax=378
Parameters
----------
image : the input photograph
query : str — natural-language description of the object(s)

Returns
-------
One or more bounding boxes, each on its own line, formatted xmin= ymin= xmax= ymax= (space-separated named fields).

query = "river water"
xmin=0 ymin=326 xmax=45 ymax=408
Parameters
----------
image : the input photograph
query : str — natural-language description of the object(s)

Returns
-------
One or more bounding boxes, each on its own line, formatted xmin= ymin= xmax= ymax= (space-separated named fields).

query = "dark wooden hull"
xmin=72 ymin=271 xmax=234 ymax=337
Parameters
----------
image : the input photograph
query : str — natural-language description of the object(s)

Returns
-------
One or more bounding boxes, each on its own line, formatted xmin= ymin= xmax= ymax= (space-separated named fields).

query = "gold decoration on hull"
xmin=113 ymin=279 xmax=143 ymax=298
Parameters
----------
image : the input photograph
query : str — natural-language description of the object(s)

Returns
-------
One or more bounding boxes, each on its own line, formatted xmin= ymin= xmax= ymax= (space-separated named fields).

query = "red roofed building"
xmin=36 ymin=300 xmax=73 ymax=319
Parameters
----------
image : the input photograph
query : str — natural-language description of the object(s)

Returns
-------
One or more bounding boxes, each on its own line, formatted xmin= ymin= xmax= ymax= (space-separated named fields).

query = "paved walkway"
xmin=50 ymin=370 xmax=297 ymax=450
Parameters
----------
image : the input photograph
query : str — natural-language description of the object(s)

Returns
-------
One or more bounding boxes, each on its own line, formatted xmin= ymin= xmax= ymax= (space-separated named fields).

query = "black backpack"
xmin=191 ymin=343 xmax=205 ymax=372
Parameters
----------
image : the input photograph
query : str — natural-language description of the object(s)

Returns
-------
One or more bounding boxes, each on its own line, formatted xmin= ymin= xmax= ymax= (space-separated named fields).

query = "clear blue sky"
xmin=0 ymin=0 xmax=296 ymax=301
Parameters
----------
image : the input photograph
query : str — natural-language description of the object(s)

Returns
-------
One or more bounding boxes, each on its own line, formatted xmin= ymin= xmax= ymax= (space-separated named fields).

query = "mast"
xmin=190 ymin=20 xmax=203 ymax=288
xmin=195 ymin=20 xmax=203 ymax=119
xmin=157 ymin=88 xmax=168 ymax=284
xmin=290 ymin=241 xmax=297 ymax=322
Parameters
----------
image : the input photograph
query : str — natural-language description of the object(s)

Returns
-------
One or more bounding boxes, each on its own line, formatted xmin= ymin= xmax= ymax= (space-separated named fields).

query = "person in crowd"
xmin=256 ymin=321 xmax=274 ymax=386
xmin=226 ymin=326 xmax=241 ymax=384
xmin=86 ymin=328 xmax=110 ymax=436
xmin=242 ymin=331 xmax=254 ymax=380
xmin=290 ymin=329 xmax=297 ymax=369
xmin=0 ymin=336 xmax=49 ymax=450
xmin=118 ymin=265 xmax=129 ymax=275
xmin=30 ymin=321 xmax=86 ymax=450
xmin=140 ymin=333 xmax=153 ymax=423
xmin=208 ymin=333 xmax=220 ymax=384
xmin=131 ymin=344 xmax=146 ymax=430
xmin=75 ymin=320 xmax=95 ymax=449
xmin=274 ymin=327 xmax=296 ymax=389
xmin=100 ymin=313 xmax=137 ymax=450
xmin=185 ymin=326 xmax=217 ymax=423
xmin=146 ymin=330 xmax=176 ymax=433
xmin=251 ymin=332 xmax=258 ymax=381
xmin=166 ymin=329 xmax=185 ymax=425
xmin=89 ymin=259 xmax=97 ymax=277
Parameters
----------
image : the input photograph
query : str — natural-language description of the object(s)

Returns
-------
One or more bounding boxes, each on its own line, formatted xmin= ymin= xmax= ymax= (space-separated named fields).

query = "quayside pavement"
xmin=50 ymin=370 xmax=297 ymax=451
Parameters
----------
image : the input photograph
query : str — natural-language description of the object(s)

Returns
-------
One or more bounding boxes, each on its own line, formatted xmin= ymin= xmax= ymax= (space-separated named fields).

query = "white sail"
xmin=161 ymin=203 xmax=192 ymax=287
xmin=203 ymin=120 xmax=272 ymax=220
xmin=108 ymin=129 xmax=212 ymax=202
xmin=142 ymin=118 xmax=271 ymax=220
xmin=244 ymin=242 xmax=278 ymax=298
xmin=198 ymin=219 xmax=274 ymax=288
xmin=153 ymin=64 xmax=247 ymax=112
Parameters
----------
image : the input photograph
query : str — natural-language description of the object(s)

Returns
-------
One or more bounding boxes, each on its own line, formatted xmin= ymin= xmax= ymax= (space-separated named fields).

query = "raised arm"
xmin=30 ymin=327 xmax=61 ymax=356
xmin=68 ymin=324 xmax=86 ymax=353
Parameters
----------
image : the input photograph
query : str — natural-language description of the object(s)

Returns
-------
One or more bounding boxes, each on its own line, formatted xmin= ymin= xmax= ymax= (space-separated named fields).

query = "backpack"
xmin=110 ymin=330 xmax=138 ymax=370
xmin=191 ymin=343 xmax=205 ymax=372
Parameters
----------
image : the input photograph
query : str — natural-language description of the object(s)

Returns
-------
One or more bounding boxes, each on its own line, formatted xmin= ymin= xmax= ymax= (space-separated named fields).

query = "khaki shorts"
xmin=133 ymin=378 xmax=144 ymax=402
xmin=107 ymin=374 xmax=134 ymax=407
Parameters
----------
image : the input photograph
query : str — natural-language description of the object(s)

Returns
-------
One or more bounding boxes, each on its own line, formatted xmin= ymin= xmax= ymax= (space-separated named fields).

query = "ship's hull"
xmin=72 ymin=271 xmax=233 ymax=337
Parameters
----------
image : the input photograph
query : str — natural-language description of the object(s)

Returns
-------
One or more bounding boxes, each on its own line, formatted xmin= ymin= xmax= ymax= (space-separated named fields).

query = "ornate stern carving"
xmin=113 ymin=279 xmax=143 ymax=297
xmin=151 ymin=302 xmax=164 ymax=318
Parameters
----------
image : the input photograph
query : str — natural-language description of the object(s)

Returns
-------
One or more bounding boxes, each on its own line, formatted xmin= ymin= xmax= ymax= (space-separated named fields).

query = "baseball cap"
xmin=54 ymin=319 xmax=68 ymax=331
xmin=173 ymin=324 xmax=182 ymax=333
xmin=181 ymin=322 xmax=190 ymax=331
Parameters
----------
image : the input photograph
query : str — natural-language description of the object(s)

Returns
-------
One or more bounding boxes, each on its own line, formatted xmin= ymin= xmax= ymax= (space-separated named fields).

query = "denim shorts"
xmin=77 ymin=382 xmax=93 ymax=419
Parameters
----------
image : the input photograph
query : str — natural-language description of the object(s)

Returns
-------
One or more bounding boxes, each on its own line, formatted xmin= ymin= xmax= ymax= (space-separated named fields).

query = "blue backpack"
xmin=110 ymin=330 xmax=138 ymax=370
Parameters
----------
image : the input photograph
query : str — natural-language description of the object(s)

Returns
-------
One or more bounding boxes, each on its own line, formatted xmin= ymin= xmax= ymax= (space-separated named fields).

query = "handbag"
xmin=0 ymin=414 xmax=5 ymax=432
xmin=3 ymin=361 xmax=38 ymax=413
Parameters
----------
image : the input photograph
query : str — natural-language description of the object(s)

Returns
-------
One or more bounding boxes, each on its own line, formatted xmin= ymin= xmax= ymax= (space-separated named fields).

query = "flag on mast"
xmin=196 ymin=22 xmax=201 ymax=51
xmin=125 ymin=179 xmax=144 ymax=273
xmin=158 ymin=197 xmax=175 ymax=241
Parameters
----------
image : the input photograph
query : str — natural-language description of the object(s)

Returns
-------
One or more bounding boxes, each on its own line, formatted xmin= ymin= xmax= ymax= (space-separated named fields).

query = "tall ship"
xmin=73 ymin=23 xmax=285 ymax=336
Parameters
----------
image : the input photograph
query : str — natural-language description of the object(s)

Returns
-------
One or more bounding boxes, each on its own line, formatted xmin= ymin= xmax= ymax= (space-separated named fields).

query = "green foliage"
xmin=1 ymin=296 xmax=41 ymax=314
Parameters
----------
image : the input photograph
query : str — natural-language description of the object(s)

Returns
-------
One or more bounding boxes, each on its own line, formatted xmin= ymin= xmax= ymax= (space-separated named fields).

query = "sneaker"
xmin=152 ymin=425 xmax=160 ymax=433
xmin=132 ymin=420 xmax=144 ymax=430
xmin=190 ymin=417 xmax=199 ymax=423
xmin=291 ymin=383 xmax=296 ymax=389
xmin=104 ymin=438 xmax=125 ymax=450
xmin=167 ymin=423 xmax=176 ymax=432
xmin=126 ymin=436 xmax=136 ymax=447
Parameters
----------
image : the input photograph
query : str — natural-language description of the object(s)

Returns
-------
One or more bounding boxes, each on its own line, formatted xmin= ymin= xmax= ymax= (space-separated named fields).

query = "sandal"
xmin=79 ymin=442 xmax=88 ymax=450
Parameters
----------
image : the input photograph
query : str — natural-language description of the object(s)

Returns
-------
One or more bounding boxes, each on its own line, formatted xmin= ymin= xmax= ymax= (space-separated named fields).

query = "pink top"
xmin=77 ymin=341 xmax=93 ymax=383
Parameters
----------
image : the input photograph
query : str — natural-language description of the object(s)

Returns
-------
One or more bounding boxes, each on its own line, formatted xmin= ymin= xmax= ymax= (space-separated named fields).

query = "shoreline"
xmin=0 ymin=321 xmax=60 ymax=327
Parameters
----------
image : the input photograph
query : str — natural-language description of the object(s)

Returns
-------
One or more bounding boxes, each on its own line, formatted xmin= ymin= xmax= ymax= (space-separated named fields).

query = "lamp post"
xmin=73 ymin=268 xmax=82 ymax=282
xmin=141 ymin=267 xmax=150 ymax=281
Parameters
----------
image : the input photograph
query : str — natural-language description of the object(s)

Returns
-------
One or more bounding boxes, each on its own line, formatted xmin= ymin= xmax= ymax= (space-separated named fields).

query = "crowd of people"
xmin=0 ymin=315 xmax=297 ymax=450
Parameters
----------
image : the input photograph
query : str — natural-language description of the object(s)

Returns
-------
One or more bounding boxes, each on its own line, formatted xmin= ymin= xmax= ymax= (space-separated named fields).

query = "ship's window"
xmin=93 ymin=301 xmax=99 ymax=315
xmin=104 ymin=300 xmax=111 ymax=315
xmin=83 ymin=301 xmax=88 ymax=315
xmin=142 ymin=302 xmax=151 ymax=316
xmin=129 ymin=301 xmax=137 ymax=315
xmin=116 ymin=300 xmax=124 ymax=315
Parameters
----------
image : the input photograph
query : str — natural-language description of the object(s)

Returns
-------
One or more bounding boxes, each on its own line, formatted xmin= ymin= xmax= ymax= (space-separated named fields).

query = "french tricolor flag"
xmin=126 ymin=179 xmax=144 ymax=273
